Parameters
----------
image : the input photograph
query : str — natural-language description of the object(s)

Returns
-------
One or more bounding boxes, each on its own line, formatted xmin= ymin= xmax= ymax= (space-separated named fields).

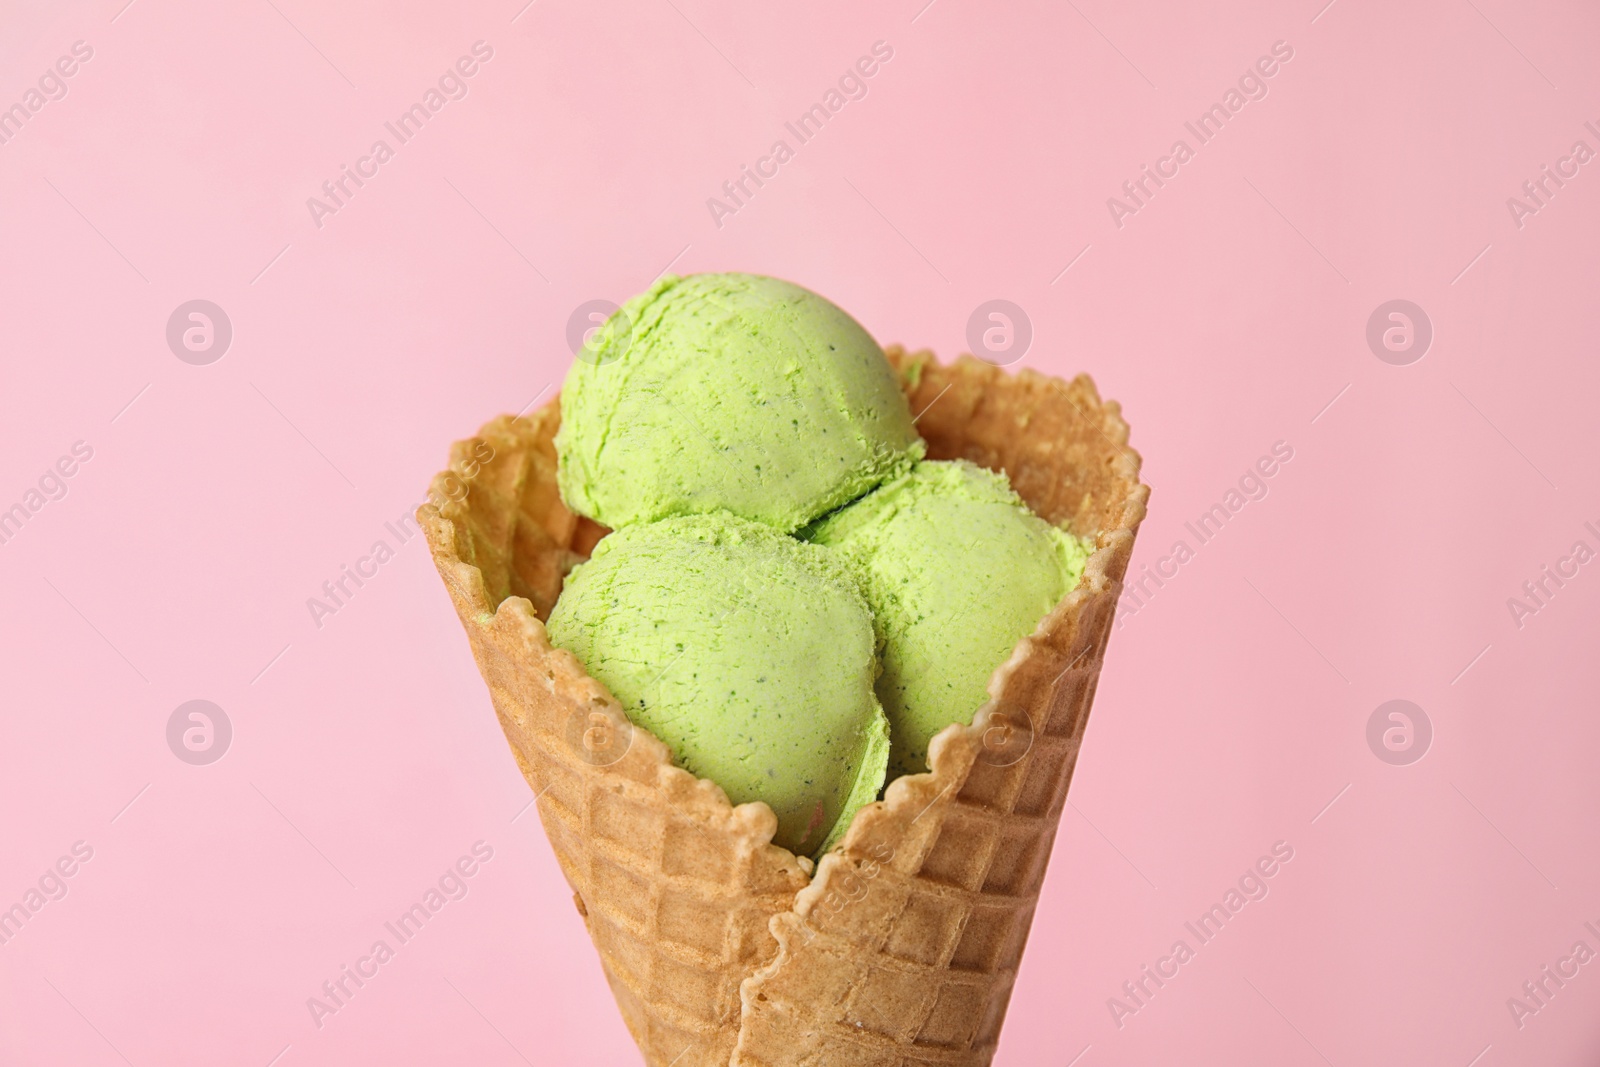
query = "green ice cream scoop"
xmin=546 ymin=512 xmax=890 ymax=855
xmin=807 ymin=460 xmax=1094 ymax=781
xmin=554 ymin=272 xmax=922 ymax=533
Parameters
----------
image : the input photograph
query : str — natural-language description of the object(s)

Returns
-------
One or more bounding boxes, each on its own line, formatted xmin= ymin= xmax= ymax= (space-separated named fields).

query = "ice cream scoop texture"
xmin=807 ymin=460 xmax=1094 ymax=779
xmin=546 ymin=512 xmax=890 ymax=855
xmin=555 ymin=273 xmax=923 ymax=533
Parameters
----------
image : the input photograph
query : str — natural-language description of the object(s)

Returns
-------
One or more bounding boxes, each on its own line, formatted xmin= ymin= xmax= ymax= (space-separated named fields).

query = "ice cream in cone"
xmin=420 ymin=277 xmax=1147 ymax=1065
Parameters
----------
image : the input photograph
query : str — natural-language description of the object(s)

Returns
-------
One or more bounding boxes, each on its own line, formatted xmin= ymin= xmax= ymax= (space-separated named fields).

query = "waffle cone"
xmin=419 ymin=348 xmax=1147 ymax=1066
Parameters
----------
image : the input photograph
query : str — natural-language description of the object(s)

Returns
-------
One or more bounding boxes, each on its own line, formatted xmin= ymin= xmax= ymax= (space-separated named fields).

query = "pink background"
xmin=3 ymin=0 xmax=1598 ymax=1063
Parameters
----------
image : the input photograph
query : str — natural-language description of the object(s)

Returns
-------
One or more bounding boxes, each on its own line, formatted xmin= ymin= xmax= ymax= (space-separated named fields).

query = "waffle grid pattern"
xmin=731 ymin=645 xmax=1109 ymax=1065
